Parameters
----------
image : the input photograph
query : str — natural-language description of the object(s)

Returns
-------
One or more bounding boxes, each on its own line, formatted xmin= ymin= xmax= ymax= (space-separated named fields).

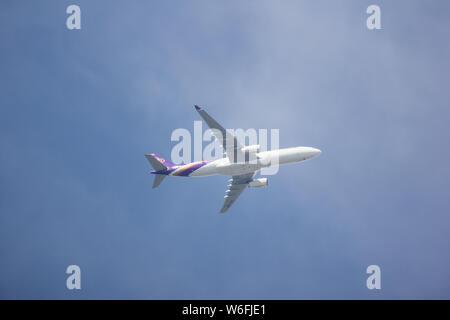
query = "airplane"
xmin=145 ymin=105 xmax=321 ymax=213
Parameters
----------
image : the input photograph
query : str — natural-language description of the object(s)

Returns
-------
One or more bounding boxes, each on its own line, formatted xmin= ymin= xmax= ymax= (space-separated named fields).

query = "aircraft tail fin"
xmin=152 ymin=174 xmax=166 ymax=189
xmin=145 ymin=153 xmax=176 ymax=189
xmin=145 ymin=153 xmax=175 ymax=171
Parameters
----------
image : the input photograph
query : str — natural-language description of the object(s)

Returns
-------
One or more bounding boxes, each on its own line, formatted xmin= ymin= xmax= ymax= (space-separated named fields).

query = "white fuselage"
xmin=187 ymin=146 xmax=321 ymax=177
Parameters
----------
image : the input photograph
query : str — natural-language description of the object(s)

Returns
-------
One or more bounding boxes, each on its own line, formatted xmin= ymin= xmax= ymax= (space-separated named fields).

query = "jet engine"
xmin=257 ymin=154 xmax=271 ymax=167
xmin=241 ymin=144 xmax=260 ymax=153
xmin=248 ymin=178 xmax=268 ymax=188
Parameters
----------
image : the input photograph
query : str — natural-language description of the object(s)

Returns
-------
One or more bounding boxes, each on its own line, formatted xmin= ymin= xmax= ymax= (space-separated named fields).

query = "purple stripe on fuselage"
xmin=173 ymin=160 xmax=210 ymax=176
xmin=150 ymin=160 xmax=211 ymax=176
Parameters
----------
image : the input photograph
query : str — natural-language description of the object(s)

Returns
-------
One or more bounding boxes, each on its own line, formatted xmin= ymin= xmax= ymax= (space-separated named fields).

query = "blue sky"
xmin=1 ymin=0 xmax=450 ymax=299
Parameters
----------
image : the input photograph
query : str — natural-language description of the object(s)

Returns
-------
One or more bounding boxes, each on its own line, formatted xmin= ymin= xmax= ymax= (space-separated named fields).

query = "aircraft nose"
xmin=311 ymin=148 xmax=322 ymax=157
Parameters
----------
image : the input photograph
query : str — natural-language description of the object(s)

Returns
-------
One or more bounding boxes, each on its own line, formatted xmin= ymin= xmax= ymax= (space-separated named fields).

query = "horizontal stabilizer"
xmin=152 ymin=174 xmax=166 ymax=189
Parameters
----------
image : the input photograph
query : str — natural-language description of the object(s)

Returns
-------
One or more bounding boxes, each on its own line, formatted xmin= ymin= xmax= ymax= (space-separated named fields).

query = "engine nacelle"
xmin=248 ymin=178 xmax=268 ymax=188
xmin=241 ymin=144 xmax=260 ymax=153
xmin=257 ymin=154 xmax=271 ymax=167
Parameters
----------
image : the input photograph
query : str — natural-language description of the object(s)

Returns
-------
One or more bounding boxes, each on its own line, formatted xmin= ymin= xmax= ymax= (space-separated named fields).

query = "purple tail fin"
xmin=145 ymin=153 xmax=176 ymax=171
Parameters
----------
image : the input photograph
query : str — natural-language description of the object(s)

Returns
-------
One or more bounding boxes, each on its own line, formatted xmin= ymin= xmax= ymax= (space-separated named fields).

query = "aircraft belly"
xmin=188 ymin=164 xmax=216 ymax=177
xmin=278 ymin=152 xmax=303 ymax=164
xmin=216 ymin=163 xmax=260 ymax=176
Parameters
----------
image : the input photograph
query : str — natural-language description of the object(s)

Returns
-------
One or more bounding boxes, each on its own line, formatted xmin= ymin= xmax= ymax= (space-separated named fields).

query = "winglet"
xmin=194 ymin=105 xmax=201 ymax=111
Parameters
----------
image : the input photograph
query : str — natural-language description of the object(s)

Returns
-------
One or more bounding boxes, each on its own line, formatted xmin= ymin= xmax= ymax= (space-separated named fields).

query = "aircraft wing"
xmin=195 ymin=105 xmax=244 ymax=163
xmin=220 ymin=172 xmax=256 ymax=213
